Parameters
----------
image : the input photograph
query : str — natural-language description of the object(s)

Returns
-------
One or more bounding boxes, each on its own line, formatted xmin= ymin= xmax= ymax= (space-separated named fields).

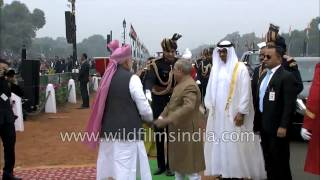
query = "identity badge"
xmin=269 ymin=91 xmax=275 ymax=101
xmin=1 ymin=93 xmax=8 ymax=101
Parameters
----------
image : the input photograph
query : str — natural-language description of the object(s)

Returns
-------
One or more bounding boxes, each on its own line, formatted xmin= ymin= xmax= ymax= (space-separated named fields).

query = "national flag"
xmin=129 ymin=24 xmax=137 ymax=41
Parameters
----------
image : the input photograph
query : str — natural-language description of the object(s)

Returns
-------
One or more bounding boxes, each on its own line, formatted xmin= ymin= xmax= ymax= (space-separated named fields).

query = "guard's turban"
xmin=161 ymin=38 xmax=177 ymax=52
xmin=266 ymin=24 xmax=287 ymax=53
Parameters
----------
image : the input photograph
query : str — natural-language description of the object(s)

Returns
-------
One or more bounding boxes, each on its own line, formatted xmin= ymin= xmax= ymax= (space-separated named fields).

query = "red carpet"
xmin=7 ymin=166 xmax=96 ymax=180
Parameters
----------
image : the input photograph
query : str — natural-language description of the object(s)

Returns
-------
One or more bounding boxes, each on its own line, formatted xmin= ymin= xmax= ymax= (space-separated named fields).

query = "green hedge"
xmin=39 ymin=71 xmax=95 ymax=107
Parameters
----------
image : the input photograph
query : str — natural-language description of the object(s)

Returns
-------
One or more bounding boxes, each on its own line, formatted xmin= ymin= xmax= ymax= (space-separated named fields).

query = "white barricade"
xmin=68 ymin=79 xmax=77 ymax=104
xmin=92 ymin=76 xmax=100 ymax=91
xmin=45 ymin=84 xmax=57 ymax=113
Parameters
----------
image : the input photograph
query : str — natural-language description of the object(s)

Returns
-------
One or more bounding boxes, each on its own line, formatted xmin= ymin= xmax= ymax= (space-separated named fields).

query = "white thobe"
xmin=204 ymin=63 xmax=266 ymax=179
xmin=96 ymin=74 xmax=153 ymax=180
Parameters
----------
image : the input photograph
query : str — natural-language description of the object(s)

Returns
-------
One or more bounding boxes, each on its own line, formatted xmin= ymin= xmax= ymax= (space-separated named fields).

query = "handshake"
xmin=144 ymin=116 xmax=169 ymax=129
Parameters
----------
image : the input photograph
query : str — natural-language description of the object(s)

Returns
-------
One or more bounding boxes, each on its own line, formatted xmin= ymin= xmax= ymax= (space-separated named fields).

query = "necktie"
xmin=259 ymin=70 xmax=272 ymax=112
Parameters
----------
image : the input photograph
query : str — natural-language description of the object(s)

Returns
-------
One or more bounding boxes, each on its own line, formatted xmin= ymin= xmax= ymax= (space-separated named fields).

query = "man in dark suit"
xmin=78 ymin=53 xmax=90 ymax=108
xmin=253 ymin=44 xmax=297 ymax=180
xmin=0 ymin=59 xmax=21 ymax=180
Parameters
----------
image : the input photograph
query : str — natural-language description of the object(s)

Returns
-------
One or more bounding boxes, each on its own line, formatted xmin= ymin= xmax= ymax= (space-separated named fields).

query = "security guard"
xmin=0 ymin=58 xmax=21 ymax=180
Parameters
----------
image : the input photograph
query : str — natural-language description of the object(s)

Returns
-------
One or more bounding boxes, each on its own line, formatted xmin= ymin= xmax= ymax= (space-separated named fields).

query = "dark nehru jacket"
xmin=100 ymin=66 xmax=143 ymax=140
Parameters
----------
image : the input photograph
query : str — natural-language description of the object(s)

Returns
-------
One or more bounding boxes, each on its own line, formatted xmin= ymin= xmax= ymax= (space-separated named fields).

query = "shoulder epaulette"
xmin=289 ymin=61 xmax=297 ymax=67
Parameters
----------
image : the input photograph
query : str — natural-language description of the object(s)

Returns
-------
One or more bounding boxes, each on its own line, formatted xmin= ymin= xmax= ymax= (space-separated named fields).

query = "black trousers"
xmin=0 ymin=122 xmax=16 ymax=175
xmin=261 ymin=131 xmax=292 ymax=180
xmin=154 ymin=126 xmax=170 ymax=170
xmin=80 ymin=81 xmax=89 ymax=107
xmin=198 ymin=79 xmax=208 ymax=104
xmin=151 ymin=94 xmax=171 ymax=171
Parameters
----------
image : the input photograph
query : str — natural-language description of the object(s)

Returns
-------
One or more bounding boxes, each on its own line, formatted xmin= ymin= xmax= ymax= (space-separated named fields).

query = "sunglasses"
xmin=264 ymin=55 xmax=272 ymax=59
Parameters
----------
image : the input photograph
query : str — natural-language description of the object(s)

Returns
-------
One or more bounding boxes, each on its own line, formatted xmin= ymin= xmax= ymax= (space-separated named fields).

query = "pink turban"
xmin=85 ymin=40 xmax=132 ymax=149
xmin=107 ymin=40 xmax=132 ymax=63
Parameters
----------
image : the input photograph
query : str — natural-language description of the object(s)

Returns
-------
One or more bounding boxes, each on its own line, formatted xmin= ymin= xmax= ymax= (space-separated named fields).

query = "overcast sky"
xmin=4 ymin=0 xmax=320 ymax=54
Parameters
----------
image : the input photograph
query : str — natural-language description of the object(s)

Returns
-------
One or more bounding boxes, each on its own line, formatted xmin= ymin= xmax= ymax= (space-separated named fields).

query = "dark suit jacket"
xmin=78 ymin=60 xmax=90 ymax=83
xmin=253 ymin=66 xmax=297 ymax=136
xmin=0 ymin=77 xmax=15 ymax=125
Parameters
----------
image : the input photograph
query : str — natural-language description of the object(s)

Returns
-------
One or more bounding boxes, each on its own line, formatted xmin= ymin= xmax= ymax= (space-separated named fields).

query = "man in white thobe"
xmin=204 ymin=41 xmax=266 ymax=179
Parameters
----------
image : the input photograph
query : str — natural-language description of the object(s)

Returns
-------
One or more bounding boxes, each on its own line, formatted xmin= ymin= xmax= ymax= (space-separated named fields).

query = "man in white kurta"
xmin=92 ymin=41 xmax=153 ymax=180
xmin=96 ymin=74 xmax=153 ymax=180
xmin=204 ymin=41 xmax=266 ymax=179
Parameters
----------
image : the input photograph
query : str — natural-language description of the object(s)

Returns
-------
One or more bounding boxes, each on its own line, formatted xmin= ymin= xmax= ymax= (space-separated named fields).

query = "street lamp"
xmin=123 ymin=19 xmax=126 ymax=44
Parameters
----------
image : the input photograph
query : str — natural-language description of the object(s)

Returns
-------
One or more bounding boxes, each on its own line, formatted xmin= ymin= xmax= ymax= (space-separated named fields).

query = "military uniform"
xmin=282 ymin=56 xmax=303 ymax=94
xmin=195 ymin=57 xmax=211 ymax=101
xmin=144 ymin=57 xmax=177 ymax=172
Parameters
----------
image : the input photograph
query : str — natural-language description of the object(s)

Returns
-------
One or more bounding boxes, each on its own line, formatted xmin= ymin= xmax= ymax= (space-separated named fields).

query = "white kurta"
xmin=204 ymin=63 xmax=266 ymax=179
xmin=96 ymin=74 xmax=153 ymax=180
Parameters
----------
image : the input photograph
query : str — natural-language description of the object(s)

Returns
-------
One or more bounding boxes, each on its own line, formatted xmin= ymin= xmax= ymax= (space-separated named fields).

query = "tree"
xmin=77 ymin=34 xmax=108 ymax=57
xmin=0 ymin=1 xmax=45 ymax=56
xmin=192 ymin=16 xmax=320 ymax=58
xmin=29 ymin=35 xmax=109 ymax=59
xmin=31 ymin=8 xmax=45 ymax=30
xmin=282 ymin=16 xmax=319 ymax=57
xmin=29 ymin=37 xmax=72 ymax=58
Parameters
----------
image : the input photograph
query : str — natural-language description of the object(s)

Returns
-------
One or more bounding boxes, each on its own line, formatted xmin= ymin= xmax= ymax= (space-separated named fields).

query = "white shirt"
xmin=129 ymin=75 xmax=153 ymax=122
xmin=259 ymin=64 xmax=281 ymax=91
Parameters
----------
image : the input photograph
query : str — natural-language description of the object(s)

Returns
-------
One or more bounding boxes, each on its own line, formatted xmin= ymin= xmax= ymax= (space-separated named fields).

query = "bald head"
xmin=174 ymin=59 xmax=192 ymax=75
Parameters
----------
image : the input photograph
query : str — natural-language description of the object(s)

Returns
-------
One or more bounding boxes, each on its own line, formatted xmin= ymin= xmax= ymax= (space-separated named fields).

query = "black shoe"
xmin=165 ymin=169 xmax=175 ymax=176
xmin=2 ymin=173 xmax=22 ymax=180
xmin=153 ymin=169 xmax=166 ymax=175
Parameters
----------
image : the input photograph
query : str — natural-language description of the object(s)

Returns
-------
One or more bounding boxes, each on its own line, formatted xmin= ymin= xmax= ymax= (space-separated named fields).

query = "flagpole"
xmin=306 ymin=22 xmax=310 ymax=56
xmin=288 ymin=25 xmax=292 ymax=55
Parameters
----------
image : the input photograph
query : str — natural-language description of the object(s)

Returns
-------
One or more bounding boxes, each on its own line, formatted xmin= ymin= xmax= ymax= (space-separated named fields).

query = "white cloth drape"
xmin=45 ymin=84 xmax=56 ymax=113
xmin=11 ymin=93 xmax=24 ymax=131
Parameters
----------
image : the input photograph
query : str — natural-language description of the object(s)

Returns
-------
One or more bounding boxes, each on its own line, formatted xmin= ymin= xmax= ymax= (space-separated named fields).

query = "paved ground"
xmin=0 ymin=96 xmax=318 ymax=179
xmin=290 ymin=141 xmax=319 ymax=179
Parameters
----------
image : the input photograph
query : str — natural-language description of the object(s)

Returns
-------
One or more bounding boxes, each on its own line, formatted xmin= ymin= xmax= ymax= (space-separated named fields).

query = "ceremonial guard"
xmin=195 ymin=48 xmax=212 ymax=101
xmin=144 ymin=33 xmax=182 ymax=176
xmin=266 ymin=24 xmax=303 ymax=94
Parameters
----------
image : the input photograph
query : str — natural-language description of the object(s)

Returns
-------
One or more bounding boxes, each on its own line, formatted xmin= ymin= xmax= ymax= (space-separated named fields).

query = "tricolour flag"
xmin=129 ymin=24 xmax=137 ymax=41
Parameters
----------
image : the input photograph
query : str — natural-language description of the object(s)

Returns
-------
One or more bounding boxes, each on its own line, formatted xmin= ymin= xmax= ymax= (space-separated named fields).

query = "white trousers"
xmin=96 ymin=140 xmax=152 ymax=180
xmin=175 ymin=172 xmax=201 ymax=180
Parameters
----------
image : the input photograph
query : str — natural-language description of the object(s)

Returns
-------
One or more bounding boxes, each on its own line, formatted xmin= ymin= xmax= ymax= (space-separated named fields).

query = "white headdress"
xmin=204 ymin=40 xmax=239 ymax=109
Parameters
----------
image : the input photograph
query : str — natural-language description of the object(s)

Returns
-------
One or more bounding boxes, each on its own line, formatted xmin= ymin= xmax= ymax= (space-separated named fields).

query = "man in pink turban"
xmin=85 ymin=40 xmax=153 ymax=180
